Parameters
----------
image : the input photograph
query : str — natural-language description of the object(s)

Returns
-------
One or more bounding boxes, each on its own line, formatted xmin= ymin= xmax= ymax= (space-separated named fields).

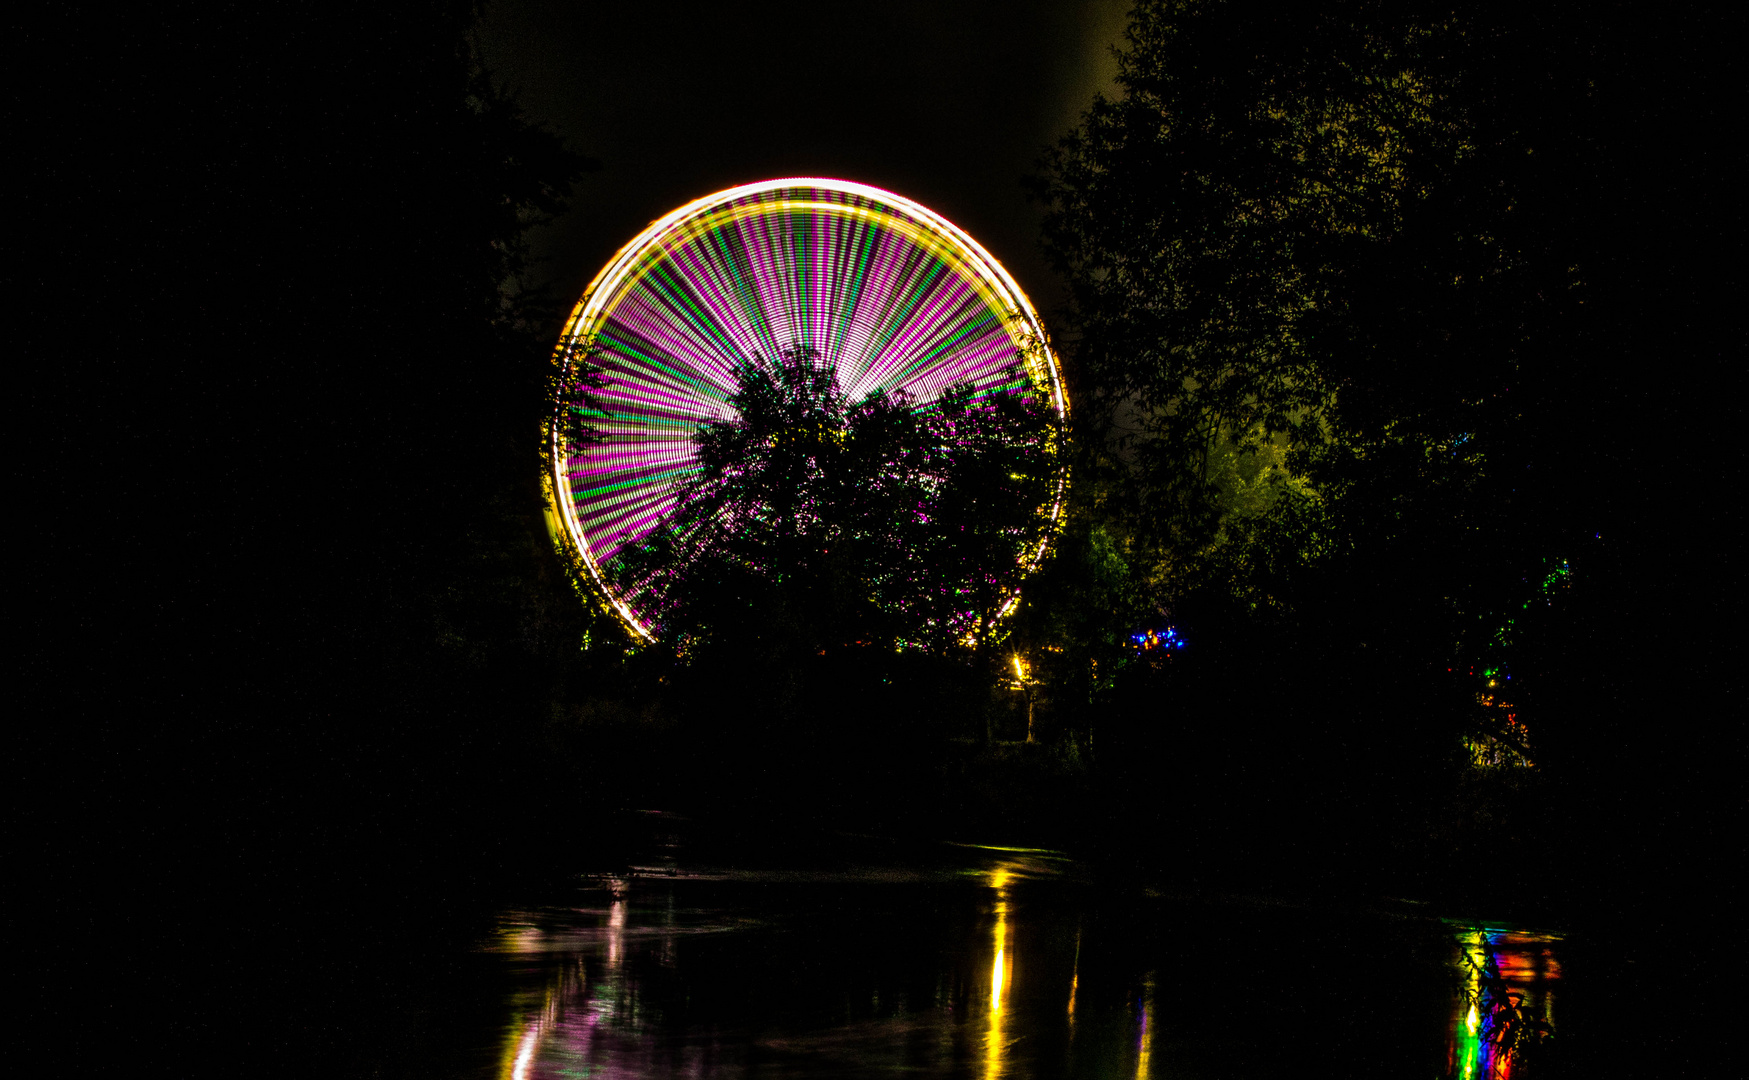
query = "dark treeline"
xmin=23 ymin=2 xmax=597 ymax=1074
xmin=18 ymin=1 xmax=1740 ymax=1077
xmin=1015 ymin=0 xmax=1745 ymax=910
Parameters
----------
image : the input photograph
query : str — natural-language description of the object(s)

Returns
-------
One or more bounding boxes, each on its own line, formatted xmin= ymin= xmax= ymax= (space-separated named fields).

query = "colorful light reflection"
xmin=1447 ymin=927 xmax=1560 ymax=1079
xmin=489 ymin=867 xmax=1557 ymax=1079
xmin=546 ymin=178 xmax=1068 ymax=640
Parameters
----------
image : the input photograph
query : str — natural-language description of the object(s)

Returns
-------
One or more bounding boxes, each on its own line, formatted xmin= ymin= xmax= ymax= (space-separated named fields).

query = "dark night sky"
xmin=474 ymin=0 xmax=1131 ymax=319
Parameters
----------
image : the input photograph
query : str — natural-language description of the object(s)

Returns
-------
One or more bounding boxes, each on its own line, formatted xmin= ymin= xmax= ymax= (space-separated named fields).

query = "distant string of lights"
xmin=1131 ymin=625 xmax=1186 ymax=652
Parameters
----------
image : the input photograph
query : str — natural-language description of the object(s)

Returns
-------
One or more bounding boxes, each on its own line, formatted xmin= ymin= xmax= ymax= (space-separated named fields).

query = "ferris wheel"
xmin=546 ymin=178 xmax=1067 ymax=641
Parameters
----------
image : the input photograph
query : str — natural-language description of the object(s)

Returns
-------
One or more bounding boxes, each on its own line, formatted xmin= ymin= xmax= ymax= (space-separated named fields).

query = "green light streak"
xmin=886 ymin=309 xmax=1001 ymax=386
xmin=598 ymin=334 xmax=729 ymax=402
xmin=573 ymin=465 xmax=701 ymax=499
xmin=705 ymin=224 xmax=779 ymax=357
xmin=828 ymin=214 xmax=878 ymax=365
xmin=645 ymin=261 xmax=741 ymax=360
xmin=860 ymin=257 xmax=947 ymax=374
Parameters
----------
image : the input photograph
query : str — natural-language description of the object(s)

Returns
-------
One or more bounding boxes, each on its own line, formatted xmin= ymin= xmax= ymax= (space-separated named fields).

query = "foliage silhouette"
xmin=1013 ymin=0 xmax=1724 ymax=894
xmin=1024 ymin=0 xmax=1655 ymax=684
xmin=604 ymin=345 xmax=1062 ymax=659
xmin=1032 ymin=0 xmax=1587 ymax=586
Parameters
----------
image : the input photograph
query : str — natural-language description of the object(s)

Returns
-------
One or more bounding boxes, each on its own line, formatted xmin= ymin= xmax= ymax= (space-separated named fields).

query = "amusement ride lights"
xmin=546 ymin=178 xmax=1068 ymax=641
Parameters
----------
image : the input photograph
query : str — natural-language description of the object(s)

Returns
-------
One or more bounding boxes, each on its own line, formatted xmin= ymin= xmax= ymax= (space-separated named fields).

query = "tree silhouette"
xmin=1017 ymin=0 xmax=1668 ymax=886
xmin=1029 ymin=0 xmax=1614 ymax=651
xmin=607 ymin=346 xmax=1061 ymax=659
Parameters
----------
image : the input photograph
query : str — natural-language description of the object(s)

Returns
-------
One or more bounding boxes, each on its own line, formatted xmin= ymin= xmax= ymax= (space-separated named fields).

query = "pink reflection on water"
xmin=492 ymin=857 xmax=1084 ymax=1080
xmin=485 ymin=856 xmax=1539 ymax=1080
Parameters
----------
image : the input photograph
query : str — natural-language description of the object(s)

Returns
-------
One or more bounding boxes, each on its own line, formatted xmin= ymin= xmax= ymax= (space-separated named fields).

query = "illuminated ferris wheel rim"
xmin=547 ymin=177 xmax=1069 ymax=642
xmin=561 ymin=178 xmax=1066 ymax=417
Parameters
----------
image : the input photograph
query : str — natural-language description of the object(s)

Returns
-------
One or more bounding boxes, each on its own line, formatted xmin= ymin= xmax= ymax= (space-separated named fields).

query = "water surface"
xmin=443 ymin=834 xmax=1560 ymax=1079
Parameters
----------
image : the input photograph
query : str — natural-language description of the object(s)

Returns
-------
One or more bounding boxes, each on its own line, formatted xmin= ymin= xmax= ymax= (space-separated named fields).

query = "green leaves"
xmin=1041 ymin=1 xmax=1484 ymax=438
xmin=1033 ymin=0 xmax=1573 ymax=624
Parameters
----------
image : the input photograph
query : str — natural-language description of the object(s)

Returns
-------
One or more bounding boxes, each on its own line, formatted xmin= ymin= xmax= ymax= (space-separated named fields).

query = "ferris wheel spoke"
xmin=549 ymin=179 xmax=1067 ymax=641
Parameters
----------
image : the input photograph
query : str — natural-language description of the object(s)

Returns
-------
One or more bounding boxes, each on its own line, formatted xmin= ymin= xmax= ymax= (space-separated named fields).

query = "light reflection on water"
xmin=1445 ymin=926 xmax=1560 ymax=1080
xmin=986 ymin=865 xmax=1009 ymax=1079
xmin=477 ymin=850 xmax=1561 ymax=1080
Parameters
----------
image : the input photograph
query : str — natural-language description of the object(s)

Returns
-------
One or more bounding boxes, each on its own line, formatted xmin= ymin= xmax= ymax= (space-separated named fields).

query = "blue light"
xmin=1132 ymin=625 xmax=1187 ymax=651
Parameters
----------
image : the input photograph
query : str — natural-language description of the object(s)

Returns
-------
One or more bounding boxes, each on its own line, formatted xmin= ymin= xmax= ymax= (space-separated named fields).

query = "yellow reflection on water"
xmin=992 ymin=932 xmax=1006 ymax=1010
xmin=1136 ymin=971 xmax=1155 ymax=1079
xmin=606 ymin=895 xmax=625 ymax=968
xmin=1067 ymin=928 xmax=1080 ymax=1037
xmin=502 ymin=984 xmax=555 ymax=1080
xmin=984 ymin=866 xmax=1013 ymax=1080
xmin=1449 ymin=927 xmax=1561 ymax=1080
